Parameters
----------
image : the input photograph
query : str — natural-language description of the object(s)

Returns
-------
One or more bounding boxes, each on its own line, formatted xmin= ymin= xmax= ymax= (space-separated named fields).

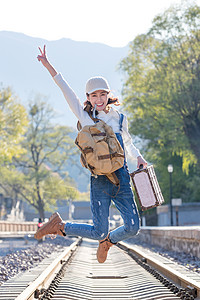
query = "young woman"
xmin=34 ymin=45 xmax=147 ymax=263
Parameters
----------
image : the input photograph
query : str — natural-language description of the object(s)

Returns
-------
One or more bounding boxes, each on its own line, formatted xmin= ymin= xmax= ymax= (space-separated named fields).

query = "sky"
xmin=1 ymin=0 xmax=199 ymax=47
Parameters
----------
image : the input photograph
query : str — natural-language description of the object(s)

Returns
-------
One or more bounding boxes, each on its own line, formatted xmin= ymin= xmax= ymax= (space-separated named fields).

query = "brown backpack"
xmin=75 ymin=117 xmax=124 ymax=186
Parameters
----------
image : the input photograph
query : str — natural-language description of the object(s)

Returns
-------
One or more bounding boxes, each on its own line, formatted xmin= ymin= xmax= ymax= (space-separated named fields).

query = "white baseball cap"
xmin=85 ymin=76 xmax=110 ymax=94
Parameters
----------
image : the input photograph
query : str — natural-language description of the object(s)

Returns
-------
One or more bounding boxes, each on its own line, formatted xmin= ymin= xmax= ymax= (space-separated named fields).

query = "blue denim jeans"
xmin=64 ymin=132 xmax=140 ymax=243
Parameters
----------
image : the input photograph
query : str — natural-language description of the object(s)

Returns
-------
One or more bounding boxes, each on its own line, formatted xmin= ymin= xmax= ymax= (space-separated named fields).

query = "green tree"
xmin=0 ymin=165 xmax=79 ymax=219
xmin=0 ymin=87 xmax=28 ymax=162
xmin=120 ymin=2 xmax=200 ymax=202
xmin=12 ymin=98 xmax=79 ymax=220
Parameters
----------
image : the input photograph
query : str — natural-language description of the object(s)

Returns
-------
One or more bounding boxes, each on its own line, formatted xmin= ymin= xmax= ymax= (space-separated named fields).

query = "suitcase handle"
xmin=132 ymin=164 xmax=144 ymax=175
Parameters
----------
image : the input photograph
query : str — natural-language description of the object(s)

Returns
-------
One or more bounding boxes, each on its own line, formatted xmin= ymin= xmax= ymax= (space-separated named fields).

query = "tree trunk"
xmin=38 ymin=205 xmax=45 ymax=222
xmin=36 ymin=179 xmax=45 ymax=222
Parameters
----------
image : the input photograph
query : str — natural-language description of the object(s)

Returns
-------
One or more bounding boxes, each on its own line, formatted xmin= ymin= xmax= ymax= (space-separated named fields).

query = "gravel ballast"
xmin=127 ymin=237 xmax=200 ymax=274
xmin=0 ymin=236 xmax=74 ymax=285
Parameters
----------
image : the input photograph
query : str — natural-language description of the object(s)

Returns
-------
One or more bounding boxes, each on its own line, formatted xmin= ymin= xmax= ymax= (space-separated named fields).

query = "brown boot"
xmin=97 ymin=235 xmax=114 ymax=263
xmin=34 ymin=212 xmax=66 ymax=240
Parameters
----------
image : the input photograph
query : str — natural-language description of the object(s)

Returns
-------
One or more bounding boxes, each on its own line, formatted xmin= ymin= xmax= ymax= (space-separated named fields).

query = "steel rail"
xmin=15 ymin=237 xmax=81 ymax=300
xmin=1 ymin=238 xmax=199 ymax=299
xmin=40 ymin=239 xmax=182 ymax=300
xmin=119 ymin=241 xmax=200 ymax=299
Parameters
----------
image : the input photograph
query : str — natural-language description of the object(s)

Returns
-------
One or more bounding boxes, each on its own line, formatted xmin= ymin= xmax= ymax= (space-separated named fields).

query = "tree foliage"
xmin=11 ymin=98 xmax=79 ymax=220
xmin=0 ymin=88 xmax=89 ymax=220
xmin=120 ymin=2 xmax=200 ymax=202
xmin=0 ymin=87 xmax=28 ymax=162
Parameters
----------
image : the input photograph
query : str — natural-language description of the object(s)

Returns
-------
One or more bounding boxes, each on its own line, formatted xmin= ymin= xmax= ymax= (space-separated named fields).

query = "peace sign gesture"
xmin=37 ymin=45 xmax=57 ymax=77
xmin=37 ymin=45 xmax=49 ymax=67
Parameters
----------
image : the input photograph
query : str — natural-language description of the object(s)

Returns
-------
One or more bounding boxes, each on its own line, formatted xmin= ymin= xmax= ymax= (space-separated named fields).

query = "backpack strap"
xmin=106 ymin=173 xmax=120 ymax=186
xmin=105 ymin=173 xmax=120 ymax=197
xmin=76 ymin=113 xmax=99 ymax=131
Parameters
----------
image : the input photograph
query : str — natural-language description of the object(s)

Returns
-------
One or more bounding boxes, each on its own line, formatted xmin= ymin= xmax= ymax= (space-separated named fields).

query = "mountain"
xmin=0 ymin=31 xmax=129 ymax=128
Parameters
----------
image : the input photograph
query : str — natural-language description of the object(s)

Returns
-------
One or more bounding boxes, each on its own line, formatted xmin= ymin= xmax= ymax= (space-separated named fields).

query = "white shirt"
xmin=53 ymin=73 xmax=141 ymax=160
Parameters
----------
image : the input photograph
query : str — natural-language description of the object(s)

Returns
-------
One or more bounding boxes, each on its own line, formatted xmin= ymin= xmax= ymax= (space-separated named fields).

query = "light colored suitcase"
xmin=130 ymin=165 xmax=165 ymax=211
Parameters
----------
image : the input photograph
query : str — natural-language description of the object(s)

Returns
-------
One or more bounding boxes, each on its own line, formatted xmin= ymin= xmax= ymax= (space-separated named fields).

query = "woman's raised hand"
xmin=137 ymin=156 xmax=148 ymax=169
xmin=37 ymin=45 xmax=49 ymax=67
xmin=37 ymin=45 xmax=57 ymax=77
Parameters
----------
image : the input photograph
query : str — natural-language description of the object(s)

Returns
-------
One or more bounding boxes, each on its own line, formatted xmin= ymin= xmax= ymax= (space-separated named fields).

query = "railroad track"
xmin=0 ymin=238 xmax=199 ymax=300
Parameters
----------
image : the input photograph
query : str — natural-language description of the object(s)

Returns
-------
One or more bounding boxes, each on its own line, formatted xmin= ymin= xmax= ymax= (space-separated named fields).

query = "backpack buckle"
xmin=92 ymin=174 xmax=98 ymax=178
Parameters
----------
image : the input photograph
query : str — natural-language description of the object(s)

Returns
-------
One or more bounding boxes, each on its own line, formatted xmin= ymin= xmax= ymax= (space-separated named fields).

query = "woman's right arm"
xmin=37 ymin=46 xmax=93 ymax=126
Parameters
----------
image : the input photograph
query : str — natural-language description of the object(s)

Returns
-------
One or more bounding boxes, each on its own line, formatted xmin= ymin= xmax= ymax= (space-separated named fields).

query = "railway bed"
xmin=0 ymin=238 xmax=200 ymax=300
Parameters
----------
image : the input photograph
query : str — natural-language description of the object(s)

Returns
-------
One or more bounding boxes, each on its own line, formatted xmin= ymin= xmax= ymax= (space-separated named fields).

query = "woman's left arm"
xmin=122 ymin=115 xmax=147 ymax=169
